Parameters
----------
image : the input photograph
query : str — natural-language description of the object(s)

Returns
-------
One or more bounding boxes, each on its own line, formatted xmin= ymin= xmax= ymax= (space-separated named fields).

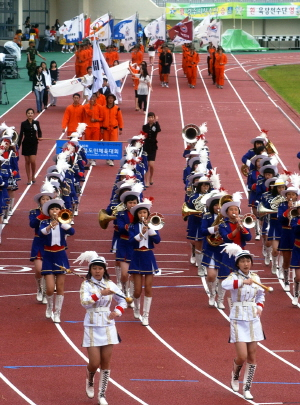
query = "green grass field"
xmin=258 ymin=65 xmax=300 ymax=114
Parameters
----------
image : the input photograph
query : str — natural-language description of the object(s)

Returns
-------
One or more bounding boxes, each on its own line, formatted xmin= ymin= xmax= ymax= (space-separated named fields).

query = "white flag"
xmin=92 ymin=41 xmax=104 ymax=93
xmin=207 ymin=21 xmax=221 ymax=48
xmin=89 ymin=13 xmax=111 ymax=47
xmin=144 ymin=15 xmax=166 ymax=45
xmin=64 ymin=14 xmax=82 ymax=43
xmin=119 ymin=14 xmax=137 ymax=51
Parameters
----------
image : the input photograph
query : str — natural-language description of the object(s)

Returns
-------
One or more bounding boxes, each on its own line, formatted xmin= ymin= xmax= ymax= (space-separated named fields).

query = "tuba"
xmin=57 ymin=209 xmax=73 ymax=224
xmin=270 ymin=195 xmax=286 ymax=210
xmin=182 ymin=124 xmax=200 ymax=143
xmin=241 ymin=164 xmax=249 ymax=177
xmin=206 ymin=212 xmax=224 ymax=246
xmin=265 ymin=139 xmax=278 ymax=156
xmin=98 ymin=209 xmax=117 ymax=230
xmin=148 ymin=212 xmax=165 ymax=230
xmin=257 ymin=202 xmax=277 ymax=217
xmin=182 ymin=202 xmax=203 ymax=219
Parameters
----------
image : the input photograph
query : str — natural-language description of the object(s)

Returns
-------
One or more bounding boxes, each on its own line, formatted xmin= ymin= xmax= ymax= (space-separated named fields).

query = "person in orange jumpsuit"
xmin=131 ymin=46 xmax=143 ymax=66
xmin=105 ymin=46 xmax=114 ymax=67
xmin=62 ymin=93 xmax=85 ymax=137
xmin=101 ymin=94 xmax=123 ymax=166
xmin=214 ymin=46 xmax=228 ymax=89
xmin=209 ymin=45 xmax=217 ymax=84
xmin=207 ymin=42 xmax=215 ymax=75
xmin=182 ymin=44 xmax=190 ymax=77
xmin=81 ymin=44 xmax=90 ymax=77
xmin=130 ymin=63 xmax=140 ymax=110
xmin=83 ymin=94 xmax=104 ymax=141
xmin=186 ymin=47 xmax=200 ymax=88
xmin=157 ymin=44 xmax=164 ymax=83
xmin=75 ymin=45 xmax=81 ymax=78
xmin=95 ymin=90 xmax=106 ymax=107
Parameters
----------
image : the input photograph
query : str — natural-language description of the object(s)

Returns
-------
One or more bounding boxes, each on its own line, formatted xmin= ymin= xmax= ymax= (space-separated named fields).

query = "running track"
xmin=0 ymin=51 xmax=300 ymax=405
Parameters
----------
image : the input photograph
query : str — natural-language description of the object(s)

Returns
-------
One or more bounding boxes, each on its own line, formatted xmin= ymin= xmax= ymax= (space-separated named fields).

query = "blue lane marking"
xmin=130 ymin=379 xmax=199 ymax=382
xmin=4 ymin=365 xmax=86 ymax=369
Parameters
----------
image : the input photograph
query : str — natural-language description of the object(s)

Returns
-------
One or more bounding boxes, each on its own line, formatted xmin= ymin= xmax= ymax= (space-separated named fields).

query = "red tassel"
xmin=260 ymin=128 xmax=269 ymax=134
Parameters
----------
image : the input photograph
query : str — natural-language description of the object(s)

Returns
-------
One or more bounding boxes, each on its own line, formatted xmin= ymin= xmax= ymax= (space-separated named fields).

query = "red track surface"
xmin=1 ymin=51 xmax=300 ymax=405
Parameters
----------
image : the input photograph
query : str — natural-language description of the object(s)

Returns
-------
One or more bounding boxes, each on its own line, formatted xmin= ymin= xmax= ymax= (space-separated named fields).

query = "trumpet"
xmin=148 ymin=212 xmax=165 ymax=230
xmin=233 ymin=213 xmax=256 ymax=229
xmin=57 ymin=208 xmax=74 ymax=224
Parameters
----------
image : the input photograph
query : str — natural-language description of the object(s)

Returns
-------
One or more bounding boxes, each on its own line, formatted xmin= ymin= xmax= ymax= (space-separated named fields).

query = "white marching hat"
xmin=130 ymin=198 xmax=153 ymax=216
xmin=259 ymin=164 xmax=278 ymax=176
xmin=220 ymin=192 xmax=243 ymax=217
xmin=41 ymin=198 xmax=64 ymax=216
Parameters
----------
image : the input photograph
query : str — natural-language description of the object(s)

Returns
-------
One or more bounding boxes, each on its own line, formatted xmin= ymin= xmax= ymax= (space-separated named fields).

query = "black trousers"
xmin=138 ymin=94 xmax=147 ymax=111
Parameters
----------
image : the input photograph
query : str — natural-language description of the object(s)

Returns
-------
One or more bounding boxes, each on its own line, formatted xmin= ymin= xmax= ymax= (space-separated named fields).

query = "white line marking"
xmin=145 ymin=326 xmax=257 ymax=404
xmin=0 ymin=54 xmax=74 ymax=119
xmin=0 ymin=372 xmax=37 ymax=404
xmin=198 ymin=66 xmax=248 ymax=196
xmin=55 ymin=324 xmax=149 ymax=404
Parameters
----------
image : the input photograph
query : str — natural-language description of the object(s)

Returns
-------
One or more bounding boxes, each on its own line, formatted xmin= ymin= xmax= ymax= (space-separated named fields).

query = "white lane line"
xmin=0 ymin=372 xmax=37 ymax=405
xmin=2 ymin=130 xmax=66 ymax=230
xmin=201 ymin=277 xmax=300 ymax=372
xmin=173 ymin=54 xmax=185 ymax=145
xmin=145 ymin=326 xmax=257 ymax=404
xmin=197 ymin=66 xmax=248 ymax=196
xmin=55 ymin=324 xmax=149 ymax=405
xmin=0 ymin=55 xmax=75 ymax=119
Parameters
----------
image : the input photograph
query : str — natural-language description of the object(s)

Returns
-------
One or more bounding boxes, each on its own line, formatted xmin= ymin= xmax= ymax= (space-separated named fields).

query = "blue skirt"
xmin=278 ymin=228 xmax=294 ymax=251
xmin=116 ymin=238 xmax=133 ymax=263
xmin=128 ymin=250 xmax=158 ymax=275
xmin=218 ymin=252 xmax=235 ymax=279
xmin=41 ymin=249 xmax=69 ymax=275
xmin=202 ymin=240 xmax=223 ymax=269
xmin=186 ymin=215 xmax=203 ymax=241
xmin=267 ymin=218 xmax=282 ymax=241
xmin=30 ymin=236 xmax=44 ymax=261
xmin=290 ymin=246 xmax=300 ymax=269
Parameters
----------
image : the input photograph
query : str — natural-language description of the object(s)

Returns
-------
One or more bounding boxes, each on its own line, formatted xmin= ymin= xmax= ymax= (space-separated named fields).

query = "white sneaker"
xmin=8 ymin=210 xmax=13 ymax=216
xmin=106 ymin=159 xmax=110 ymax=165
xmin=190 ymin=254 xmax=196 ymax=265
xmin=255 ymin=234 xmax=261 ymax=240
xmin=284 ymin=282 xmax=290 ymax=292
xmin=109 ymin=160 xmax=114 ymax=166
xmin=71 ymin=219 xmax=74 ymax=225
xmin=265 ymin=255 xmax=271 ymax=266
xmin=99 ymin=397 xmax=108 ymax=405
xmin=45 ymin=308 xmax=53 ymax=319
xmin=42 ymin=294 xmax=47 ymax=304
xmin=91 ymin=160 xmax=96 ymax=166
xmin=73 ymin=210 xmax=78 ymax=216
xmin=165 ymin=83 xmax=169 ymax=88
xmin=134 ymin=309 xmax=140 ymax=319
xmin=3 ymin=218 xmax=8 ymax=224
xmin=243 ymin=389 xmax=253 ymax=400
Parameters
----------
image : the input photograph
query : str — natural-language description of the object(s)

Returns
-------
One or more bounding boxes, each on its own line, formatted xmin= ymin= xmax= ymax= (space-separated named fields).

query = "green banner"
xmin=166 ymin=2 xmax=300 ymax=19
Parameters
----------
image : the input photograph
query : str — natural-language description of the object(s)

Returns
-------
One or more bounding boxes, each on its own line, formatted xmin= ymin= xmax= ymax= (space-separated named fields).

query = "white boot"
xmin=115 ymin=265 xmax=121 ymax=289
xmin=243 ymin=363 xmax=256 ymax=400
xmin=142 ymin=296 xmax=152 ymax=326
xmin=98 ymin=369 xmax=110 ymax=405
xmin=42 ymin=277 xmax=47 ymax=304
xmin=262 ymin=243 xmax=267 ymax=257
xmin=128 ymin=280 xmax=134 ymax=308
xmin=190 ymin=244 xmax=196 ymax=264
xmin=255 ymin=221 xmax=260 ymax=240
xmin=207 ymin=280 xmax=217 ymax=306
xmin=8 ymin=198 xmax=14 ymax=215
xmin=292 ymin=279 xmax=299 ymax=306
xmin=53 ymin=294 xmax=64 ymax=323
xmin=271 ymin=255 xmax=278 ymax=274
xmin=283 ymin=269 xmax=290 ymax=292
xmin=231 ymin=360 xmax=243 ymax=392
xmin=121 ymin=280 xmax=130 ymax=298
xmin=133 ymin=298 xmax=140 ymax=319
xmin=195 ymin=249 xmax=202 ymax=268
xmin=45 ymin=295 xmax=54 ymax=318
xmin=35 ymin=278 xmax=43 ymax=302
xmin=86 ymin=367 xmax=96 ymax=399
xmin=217 ymin=280 xmax=226 ymax=309
xmin=264 ymin=246 xmax=272 ymax=265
